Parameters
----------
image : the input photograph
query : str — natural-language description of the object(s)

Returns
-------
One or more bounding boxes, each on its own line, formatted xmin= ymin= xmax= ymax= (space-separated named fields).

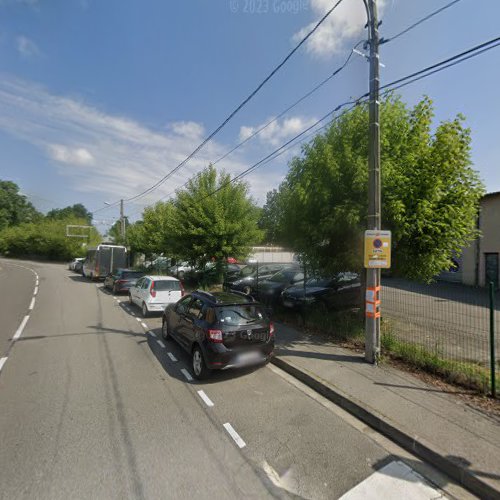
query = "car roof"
xmin=191 ymin=290 xmax=258 ymax=305
xmin=144 ymin=275 xmax=179 ymax=281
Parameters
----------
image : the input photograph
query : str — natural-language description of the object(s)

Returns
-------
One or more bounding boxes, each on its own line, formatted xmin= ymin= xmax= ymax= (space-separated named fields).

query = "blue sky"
xmin=0 ymin=0 xmax=499 ymax=233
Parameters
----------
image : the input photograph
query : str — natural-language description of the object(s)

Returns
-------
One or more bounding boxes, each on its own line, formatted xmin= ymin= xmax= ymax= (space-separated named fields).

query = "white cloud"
xmin=292 ymin=0 xmax=386 ymax=57
xmin=239 ymin=115 xmax=318 ymax=147
xmin=170 ymin=121 xmax=205 ymax=140
xmin=0 ymin=76 xmax=282 ymax=209
xmin=16 ymin=35 xmax=40 ymax=57
xmin=48 ymin=145 xmax=95 ymax=166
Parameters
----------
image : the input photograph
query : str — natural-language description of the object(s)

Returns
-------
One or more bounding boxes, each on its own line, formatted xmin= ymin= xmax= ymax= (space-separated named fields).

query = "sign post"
xmin=364 ymin=230 xmax=391 ymax=363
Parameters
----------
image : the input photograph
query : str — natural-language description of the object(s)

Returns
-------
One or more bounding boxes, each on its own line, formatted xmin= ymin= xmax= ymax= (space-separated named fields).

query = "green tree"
xmin=107 ymin=217 xmax=130 ymax=246
xmin=171 ymin=165 xmax=262 ymax=270
xmin=0 ymin=181 xmax=42 ymax=230
xmin=274 ymin=95 xmax=484 ymax=282
xmin=0 ymin=217 xmax=100 ymax=260
xmin=259 ymin=189 xmax=284 ymax=244
xmin=46 ymin=203 xmax=92 ymax=224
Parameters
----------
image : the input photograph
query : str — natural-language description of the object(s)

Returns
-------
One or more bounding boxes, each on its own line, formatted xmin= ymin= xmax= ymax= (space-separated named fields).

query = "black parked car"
xmin=254 ymin=268 xmax=305 ymax=305
xmin=104 ymin=269 xmax=145 ymax=294
xmin=224 ymin=263 xmax=294 ymax=295
xmin=281 ymin=273 xmax=362 ymax=311
xmin=161 ymin=290 xmax=274 ymax=379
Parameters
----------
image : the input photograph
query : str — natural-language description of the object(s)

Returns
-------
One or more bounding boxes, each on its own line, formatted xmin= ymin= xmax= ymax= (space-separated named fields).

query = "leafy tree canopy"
xmin=46 ymin=203 xmax=92 ymax=224
xmin=269 ymin=95 xmax=484 ymax=282
xmin=0 ymin=217 xmax=100 ymax=261
xmin=0 ymin=181 xmax=42 ymax=230
xmin=170 ymin=165 xmax=262 ymax=266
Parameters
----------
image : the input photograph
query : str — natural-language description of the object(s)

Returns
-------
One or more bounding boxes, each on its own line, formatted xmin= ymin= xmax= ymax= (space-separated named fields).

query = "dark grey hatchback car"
xmin=161 ymin=291 xmax=274 ymax=379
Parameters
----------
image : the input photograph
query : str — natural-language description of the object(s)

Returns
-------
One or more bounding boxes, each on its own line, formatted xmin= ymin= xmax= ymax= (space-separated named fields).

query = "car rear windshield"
xmin=216 ymin=305 xmax=265 ymax=326
xmin=122 ymin=272 xmax=144 ymax=279
xmin=153 ymin=280 xmax=181 ymax=291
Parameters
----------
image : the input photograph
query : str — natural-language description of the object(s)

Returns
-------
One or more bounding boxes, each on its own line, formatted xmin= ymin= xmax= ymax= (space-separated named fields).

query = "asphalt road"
xmin=0 ymin=260 xmax=471 ymax=500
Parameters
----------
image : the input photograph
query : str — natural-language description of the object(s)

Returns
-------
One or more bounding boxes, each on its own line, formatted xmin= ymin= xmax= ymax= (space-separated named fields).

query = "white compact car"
xmin=129 ymin=275 xmax=184 ymax=317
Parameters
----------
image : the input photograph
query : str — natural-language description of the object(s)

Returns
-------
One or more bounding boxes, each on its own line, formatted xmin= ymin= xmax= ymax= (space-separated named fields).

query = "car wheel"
xmin=142 ymin=302 xmax=149 ymax=318
xmin=192 ymin=346 xmax=211 ymax=380
xmin=161 ymin=319 xmax=170 ymax=340
xmin=242 ymin=285 xmax=252 ymax=295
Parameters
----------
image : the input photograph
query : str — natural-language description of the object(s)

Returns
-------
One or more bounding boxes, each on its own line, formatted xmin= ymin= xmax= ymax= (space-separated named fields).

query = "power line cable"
xmin=381 ymin=0 xmax=464 ymax=44
xmin=129 ymin=33 xmax=500 ymax=218
xmin=115 ymin=0 xmax=346 ymax=206
xmin=199 ymin=35 xmax=500 ymax=200
xmin=99 ymin=0 xmax=474 ymax=217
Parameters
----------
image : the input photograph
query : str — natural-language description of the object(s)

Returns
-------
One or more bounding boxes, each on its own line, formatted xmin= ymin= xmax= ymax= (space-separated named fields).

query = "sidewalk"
xmin=272 ymin=322 xmax=500 ymax=500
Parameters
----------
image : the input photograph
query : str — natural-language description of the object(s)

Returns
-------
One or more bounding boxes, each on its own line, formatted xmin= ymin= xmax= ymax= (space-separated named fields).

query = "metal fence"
xmin=381 ymin=277 xmax=498 ymax=395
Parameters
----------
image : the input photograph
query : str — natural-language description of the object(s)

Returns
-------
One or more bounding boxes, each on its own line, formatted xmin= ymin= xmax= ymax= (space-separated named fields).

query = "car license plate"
xmin=237 ymin=351 xmax=262 ymax=365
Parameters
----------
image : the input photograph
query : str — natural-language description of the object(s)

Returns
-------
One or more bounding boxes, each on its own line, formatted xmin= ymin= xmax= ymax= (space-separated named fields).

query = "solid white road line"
xmin=13 ymin=315 xmax=30 ymax=340
xmin=0 ymin=357 xmax=7 ymax=373
xmin=223 ymin=423 xmax=246 ymax=449
xmin=197 ymin=390 xmax=214 ymax=407
xmin=180 ymin=368 xmax=193 ymax=382
xmin=34 ymin=286 xmax=38 ymax=295
xmin=148 ymin=331 xmax=157 ymax=338
xmin=29 ymin=297 xmax=35 ymax=310
xmin=141 ymin=322 xmax=148 ymax=329
xmin=157 ymin=340 xmax=166 ymax=348
xmin=167 ymin=352 xmax=177 ymax=362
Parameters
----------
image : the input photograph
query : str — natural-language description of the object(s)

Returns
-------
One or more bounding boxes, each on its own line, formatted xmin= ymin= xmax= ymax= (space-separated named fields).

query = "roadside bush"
xmin=0 ymin=218 xmax=99 ymax=261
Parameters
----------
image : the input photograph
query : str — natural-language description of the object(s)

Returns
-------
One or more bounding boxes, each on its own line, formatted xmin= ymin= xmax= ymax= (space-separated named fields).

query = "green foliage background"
xmin=266 ymin=96 xmax=484 ymax=281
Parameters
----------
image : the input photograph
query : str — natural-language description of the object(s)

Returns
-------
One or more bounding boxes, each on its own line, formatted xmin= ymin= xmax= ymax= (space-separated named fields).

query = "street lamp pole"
xmin=365 ymin=0 xmax=381 ymax=364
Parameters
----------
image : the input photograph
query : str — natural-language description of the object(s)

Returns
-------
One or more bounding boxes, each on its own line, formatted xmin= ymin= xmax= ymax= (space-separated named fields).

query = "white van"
xmin=129 ymin=275 xmax=184 ymax=317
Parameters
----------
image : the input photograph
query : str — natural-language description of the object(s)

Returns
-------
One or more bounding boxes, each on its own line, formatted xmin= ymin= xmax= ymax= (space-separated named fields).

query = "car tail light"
xmin=207 ymin=329 xmax=223 ymax=343
xmin=150 ymin=281 xmax=156 ymax=298
xmin=117 ymin=279 xmax=126 ymax=284
xmin=269 ymin=322 xmax=275 ymax=337
xmin=180 ymin=281 xmax=185 ymax=296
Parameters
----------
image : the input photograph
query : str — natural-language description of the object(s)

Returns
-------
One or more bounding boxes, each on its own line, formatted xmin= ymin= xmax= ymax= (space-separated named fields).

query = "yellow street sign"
xmin=364 ymin=230 xmax=391 ymax=269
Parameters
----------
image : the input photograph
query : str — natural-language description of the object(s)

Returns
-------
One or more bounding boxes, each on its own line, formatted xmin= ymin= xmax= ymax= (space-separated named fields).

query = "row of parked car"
xmin=68 ymin=257 xmax=361 ymax=380
xmin=68 ymin=259 xmax=275 ymax=380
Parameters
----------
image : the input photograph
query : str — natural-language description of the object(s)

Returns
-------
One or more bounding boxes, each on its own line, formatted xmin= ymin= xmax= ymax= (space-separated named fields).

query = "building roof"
xmin=483 ymin=191 xmax=500 ymax=199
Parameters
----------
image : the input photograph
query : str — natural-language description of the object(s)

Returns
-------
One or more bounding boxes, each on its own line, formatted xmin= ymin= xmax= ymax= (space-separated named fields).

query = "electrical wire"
xmin=112 ymin=0 xmax=347 ymax=207
xmin=96 ymin=0 xmax=474 ymax=217
xmin=381 ymin=0 xmax=464 ymax=44
xmin=197 ymin=34 xmax=500 ymax=201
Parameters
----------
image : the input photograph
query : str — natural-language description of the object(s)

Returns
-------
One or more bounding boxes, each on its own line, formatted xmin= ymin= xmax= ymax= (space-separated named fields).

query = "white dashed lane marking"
xmin=180 ymin=368 xmax=193 ymax=382
xmin=13 ymin=315 xmax=30 ymax=340
xmin=0 ymin=357 xmax=8 ymax=373
xmin=223 ymin=423 xmax=246 ymax=449
xmin=141 ymin=322 xmax=148 ymax=329
xmin=34 ymin=286 xmax=38 ymax=295
xmin=135 ymin=317 xmax=141 ymax=322
xmin=29 ymin=297 xmax=35 ymax=310
xmin=157 ymin=340 xmax=166 ymax=348
xmin=197 ymin=390 xmax=214 ymax=407
xmin=148 ymin=331 xmax=157 ymax=338
xmin=167 ymin=352 xmax=177 ymax=362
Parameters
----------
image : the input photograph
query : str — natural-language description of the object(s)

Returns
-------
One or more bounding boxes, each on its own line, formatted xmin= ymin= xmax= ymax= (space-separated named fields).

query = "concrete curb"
xmin=271 ymin=355 xmax=499 ymax=500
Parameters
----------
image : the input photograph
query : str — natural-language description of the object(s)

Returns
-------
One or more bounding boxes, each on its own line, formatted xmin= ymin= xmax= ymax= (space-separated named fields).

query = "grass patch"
xmin=380 ymin=319 xmax=498 ymax=394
